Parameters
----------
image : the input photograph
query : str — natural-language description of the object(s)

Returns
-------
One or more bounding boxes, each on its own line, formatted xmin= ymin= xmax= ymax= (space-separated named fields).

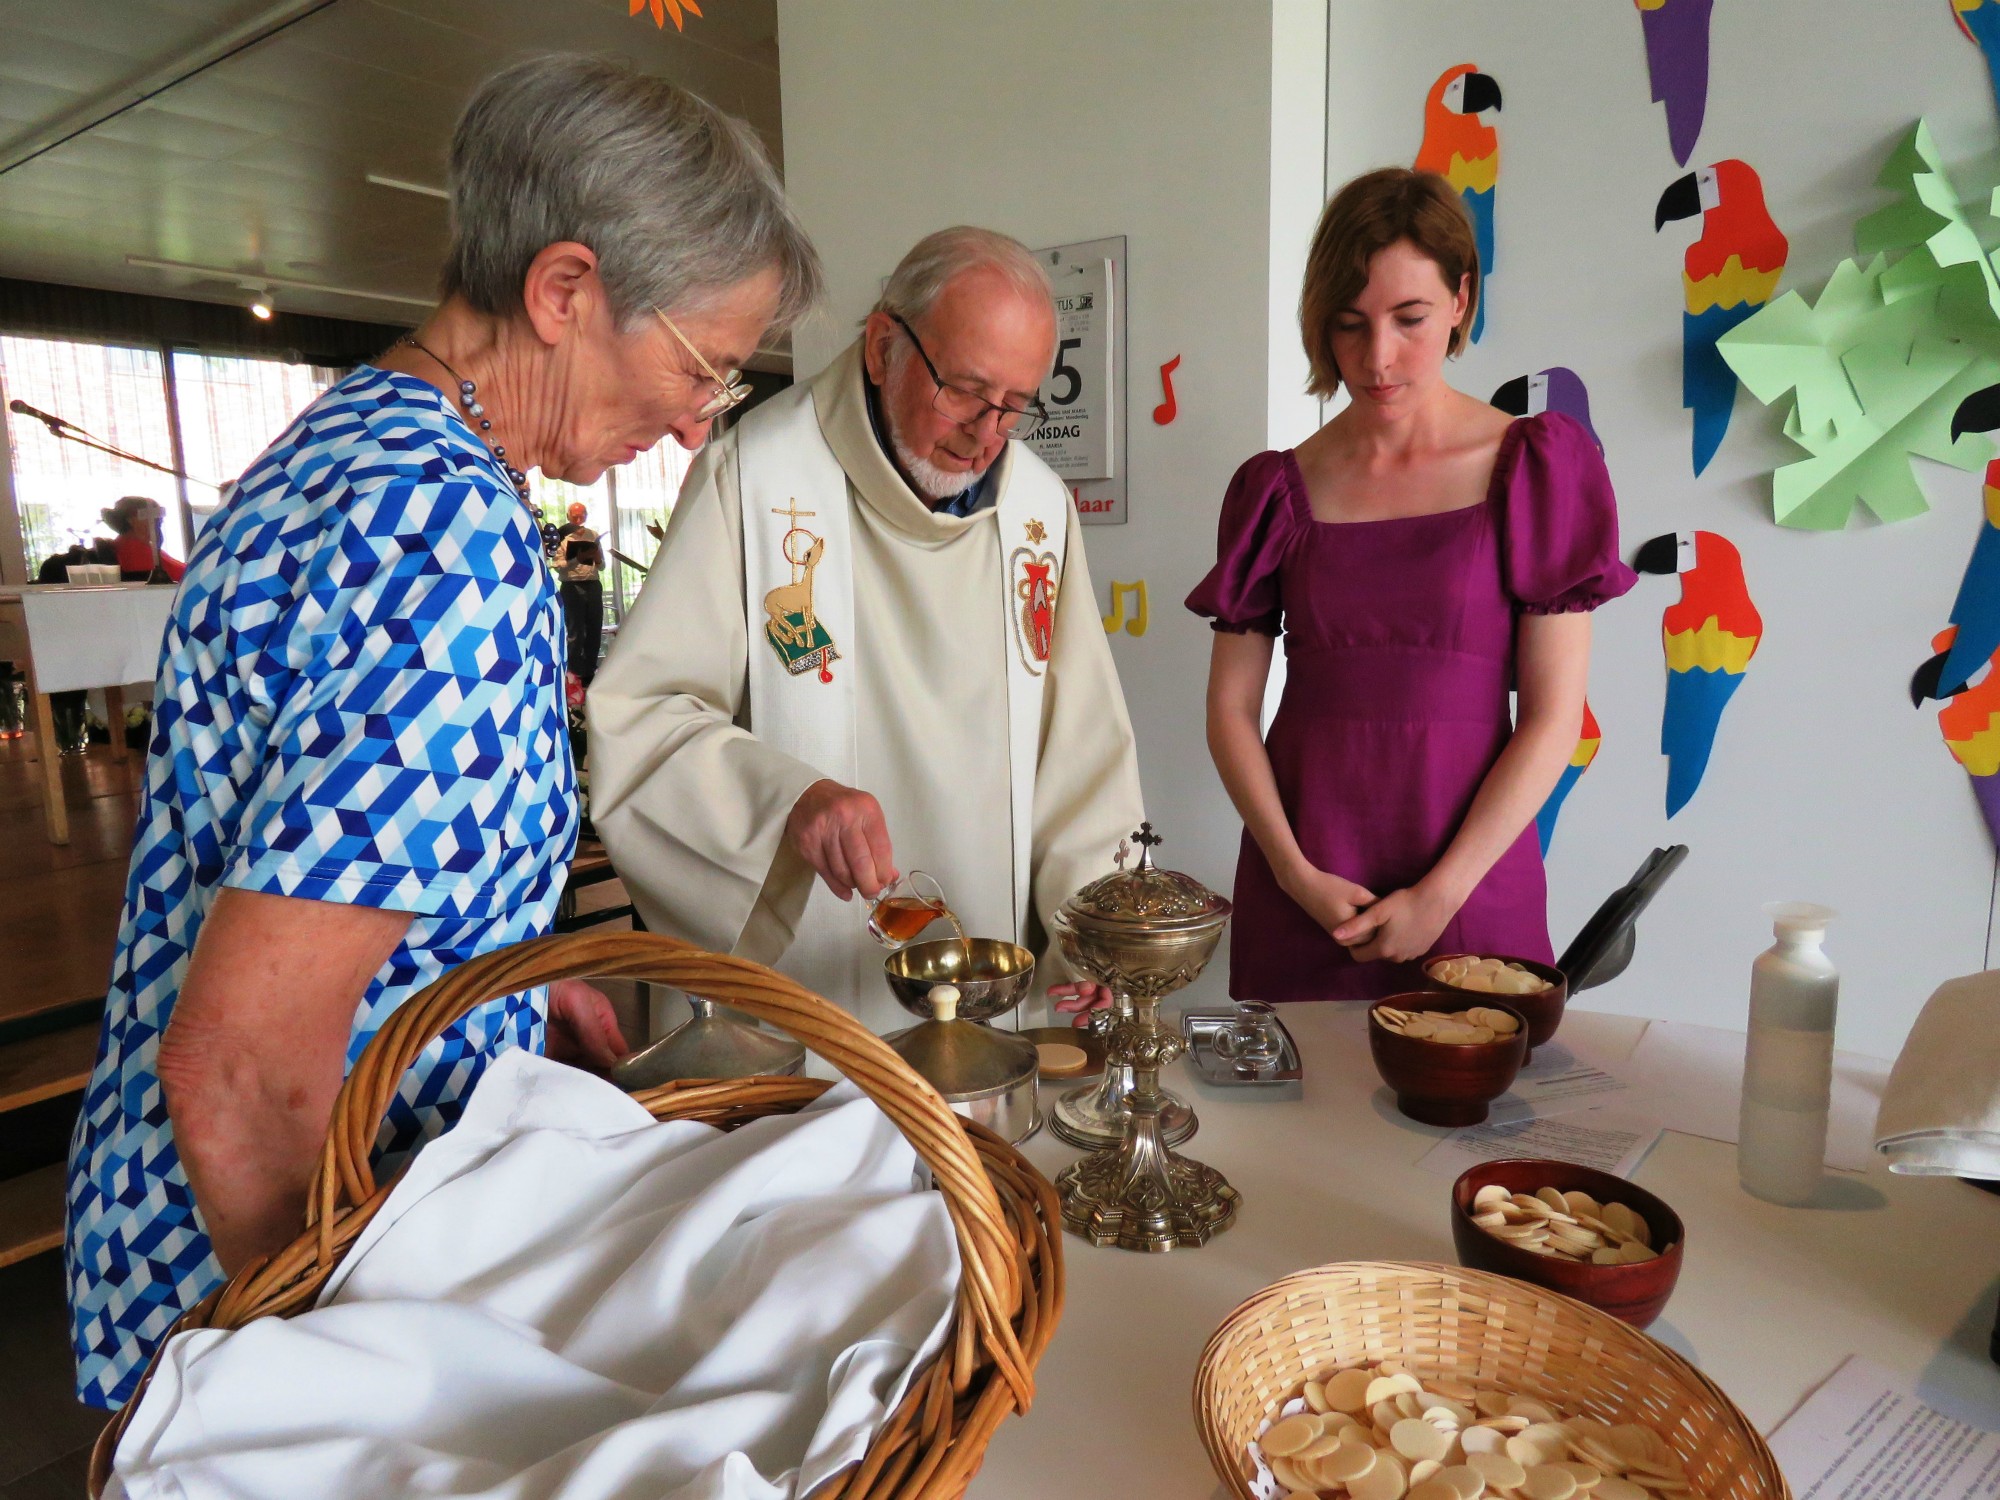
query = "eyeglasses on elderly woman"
xmin=655 ymin=307 xmax=752 ymax=421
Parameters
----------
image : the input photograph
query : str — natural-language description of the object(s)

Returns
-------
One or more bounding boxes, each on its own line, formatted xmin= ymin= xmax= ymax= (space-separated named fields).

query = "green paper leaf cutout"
xmin=1719 ymin=119 xmax=2000 ymax=530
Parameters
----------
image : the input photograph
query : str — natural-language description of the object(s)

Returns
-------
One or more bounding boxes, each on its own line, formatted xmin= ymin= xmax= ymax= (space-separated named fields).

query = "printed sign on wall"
xmin=1030 ymin=236 xmax=1128 ymax=525
xmin=1028 ymin=256 xmax=1114 ymax=482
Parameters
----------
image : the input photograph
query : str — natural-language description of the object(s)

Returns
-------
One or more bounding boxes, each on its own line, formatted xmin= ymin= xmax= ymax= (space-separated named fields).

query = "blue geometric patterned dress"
xmin=64 ymin=367 xmax=577 ymax=1409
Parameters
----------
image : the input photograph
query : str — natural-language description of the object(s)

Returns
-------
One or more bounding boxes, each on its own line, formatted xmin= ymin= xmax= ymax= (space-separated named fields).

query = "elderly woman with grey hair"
xmin=64 ymin=53 xmax=820 ymax=1409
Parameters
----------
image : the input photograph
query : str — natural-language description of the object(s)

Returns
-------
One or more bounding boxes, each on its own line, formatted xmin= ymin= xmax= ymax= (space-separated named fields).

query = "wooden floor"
xmin=0 ymin=738 xmax=140 ymax=1026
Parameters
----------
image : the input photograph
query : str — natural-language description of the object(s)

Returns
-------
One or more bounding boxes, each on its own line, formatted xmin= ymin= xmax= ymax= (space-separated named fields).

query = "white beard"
xmin=883 ymin=345 xmax=992 ymax=503
xmin=890 ymin=429 xmax=991 ymax=504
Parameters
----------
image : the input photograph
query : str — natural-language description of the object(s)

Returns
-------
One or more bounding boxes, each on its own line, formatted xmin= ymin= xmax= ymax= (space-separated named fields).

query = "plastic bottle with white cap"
xmin=1738 ymin=902 xmax=1839 ymax=1206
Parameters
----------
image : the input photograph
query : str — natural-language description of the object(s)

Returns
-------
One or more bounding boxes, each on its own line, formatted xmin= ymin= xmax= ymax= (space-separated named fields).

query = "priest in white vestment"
xmin=589 ymin=228 xmax=1145 ymax=1034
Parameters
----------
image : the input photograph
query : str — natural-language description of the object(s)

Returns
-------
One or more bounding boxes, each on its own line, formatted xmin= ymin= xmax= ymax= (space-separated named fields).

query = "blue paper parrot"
xmin=1955 ymin=0 xmax=2000 ymax=121
xmin=1534 ymin=700 xmax=1602 ymax=855
xmin=1655 ymin=161 xmax=1789 ymax=476
xmin=1636 ymin=530 xmax=1763 ymax=817
xmin=1416 ymin=64 xmax=1502 ymax=344
xmin=1913 ymin=384 xmax=2000 ymax=706
xmin=1491 ymin=368 xmax=1604 ymax=454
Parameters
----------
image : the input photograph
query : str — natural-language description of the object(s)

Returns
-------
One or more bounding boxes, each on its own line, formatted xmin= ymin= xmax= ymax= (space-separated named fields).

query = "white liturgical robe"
xmin=588 ymin=339 xmax=1146 ymax=1035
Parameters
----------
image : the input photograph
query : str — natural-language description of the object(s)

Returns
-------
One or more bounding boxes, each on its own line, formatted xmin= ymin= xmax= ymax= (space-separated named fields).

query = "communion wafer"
xmin=1428 ymin=954 xmax=1554 ymax=994
xmin=1034 ymin=1041 xmax=1089 ymax=1077
xmin=1249 ymin=1360 xmax=1693 ymax=1500
xmin=1466 ymin=1184 xmax=1674 ymax=1263
xmin=1374 ymin=1005 xmax=1519 ymax=1045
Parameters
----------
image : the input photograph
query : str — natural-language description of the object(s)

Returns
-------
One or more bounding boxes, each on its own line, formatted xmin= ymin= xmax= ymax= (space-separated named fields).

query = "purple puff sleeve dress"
xmin=1185 ymin=412 xmax=1637 ymax=1002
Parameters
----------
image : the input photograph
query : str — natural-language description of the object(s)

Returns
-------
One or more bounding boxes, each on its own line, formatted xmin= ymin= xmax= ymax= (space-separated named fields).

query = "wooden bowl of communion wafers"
xmin=1423 ymin=952 xmax=1568 ymax=1057
xmin=1451 ymin=1159 xmax=1686 ymax=1328
xmin=1368 ymin=997 xmax=1529 ymax=1127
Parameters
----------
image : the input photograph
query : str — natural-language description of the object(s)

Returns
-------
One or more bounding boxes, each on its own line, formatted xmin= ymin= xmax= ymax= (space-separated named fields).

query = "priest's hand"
xmin=545 ymin=979 xmax=631 ymax=1075
xmin=1280 ymin=863 xmax=1377 ymax=937
xmin=786 ymin=778 xmax=899 ymax=901
xmin=1051 ymin=982 xmax=1116 ymax=1028
xmin=1331 ymin=884 xmax=1457 ymax=964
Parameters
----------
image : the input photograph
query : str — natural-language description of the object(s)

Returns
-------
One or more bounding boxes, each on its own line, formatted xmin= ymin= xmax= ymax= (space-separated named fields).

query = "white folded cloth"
xmin=1876 ymin=969 xmax=2000 ymax=1178
xmin=107 ymin=1051 xmax=960 ymax=1500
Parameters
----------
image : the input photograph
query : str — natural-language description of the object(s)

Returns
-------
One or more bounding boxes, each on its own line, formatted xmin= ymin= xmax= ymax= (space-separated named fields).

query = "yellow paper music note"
xmin=1102 ymin=580 xmax=1149 ymax=637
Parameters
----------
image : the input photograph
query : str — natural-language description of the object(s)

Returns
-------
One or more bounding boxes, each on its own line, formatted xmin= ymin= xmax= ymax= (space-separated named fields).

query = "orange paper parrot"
xmin=1535 ymin=700 xmax=1602 ymax=855
xmin=1416 ymin=64 xmax=1502 ymax=344
xmin=1635 ymin=530 xmax=1762 ymax=816
xmin=1655 ymin=161 xmax=1788 ymax=475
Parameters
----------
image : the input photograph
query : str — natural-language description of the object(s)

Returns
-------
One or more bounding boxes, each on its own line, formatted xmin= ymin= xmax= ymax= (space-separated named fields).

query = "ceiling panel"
xmin=0 ymin=0 xmax=783 ymax=328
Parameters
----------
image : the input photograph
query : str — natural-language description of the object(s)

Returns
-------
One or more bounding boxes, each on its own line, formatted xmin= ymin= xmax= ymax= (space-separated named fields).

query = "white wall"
xmin=778 ymin=0 xmax=1305 ymax=903
xmin=1323 ymin=3 xmax=1999 ymax=1058
xmin=777 ymin=0 xmax=1984 ymax=1060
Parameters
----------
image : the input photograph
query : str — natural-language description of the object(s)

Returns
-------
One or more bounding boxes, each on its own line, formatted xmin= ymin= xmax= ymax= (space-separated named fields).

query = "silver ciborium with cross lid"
xmin=1049 ymin=822 xmax=1240 ymax=1251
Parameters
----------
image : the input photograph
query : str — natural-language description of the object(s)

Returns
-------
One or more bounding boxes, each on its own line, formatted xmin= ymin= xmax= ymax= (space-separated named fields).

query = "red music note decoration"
xmin=1152 ymin=355 xmax=1182 ymax=425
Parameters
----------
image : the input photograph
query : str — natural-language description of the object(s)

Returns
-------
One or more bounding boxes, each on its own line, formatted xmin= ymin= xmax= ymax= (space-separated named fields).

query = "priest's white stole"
xmin=740 ymin=381 xmax=1070 ymax=1015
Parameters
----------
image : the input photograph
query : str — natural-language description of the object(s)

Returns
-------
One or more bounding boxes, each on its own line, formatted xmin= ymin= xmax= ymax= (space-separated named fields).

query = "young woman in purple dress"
xmin=1187 ymin=168 xmax=1635 ymax=1003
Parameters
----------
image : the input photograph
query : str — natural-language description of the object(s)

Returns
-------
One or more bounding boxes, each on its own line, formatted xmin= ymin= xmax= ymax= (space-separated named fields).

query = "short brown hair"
xmin=1299 ymin=167 xmax=1479 ymax=397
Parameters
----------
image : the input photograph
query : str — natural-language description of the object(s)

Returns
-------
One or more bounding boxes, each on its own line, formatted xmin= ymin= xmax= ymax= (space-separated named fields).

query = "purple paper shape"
xmin=1975 ymin=768 xmax=2000 ymax=849
xmin=1641 ymin=0 xmax=1713 ymax=167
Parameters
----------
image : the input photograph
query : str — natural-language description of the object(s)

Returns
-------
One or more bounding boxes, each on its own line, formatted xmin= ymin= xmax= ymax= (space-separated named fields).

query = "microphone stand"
xmin=13 ymin=407 xmax=218 ymax=584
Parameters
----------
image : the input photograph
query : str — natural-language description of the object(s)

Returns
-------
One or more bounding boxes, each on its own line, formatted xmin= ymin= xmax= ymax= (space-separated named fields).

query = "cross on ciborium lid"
xmin=1061 ymin=821 xmax=1232 ymax=931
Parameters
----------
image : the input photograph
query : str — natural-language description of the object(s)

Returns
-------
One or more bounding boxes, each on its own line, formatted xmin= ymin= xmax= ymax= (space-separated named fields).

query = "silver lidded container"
xmin=1047 ymin=822 xmax=1240 ymax=1252
xmin=1048 ymin=825 xmax=1232 ymax=1150
xmin=887 ymin=984 xmax=1042 ymax=1144
xmin=611 ymin=995 xmax=806 ymax=1090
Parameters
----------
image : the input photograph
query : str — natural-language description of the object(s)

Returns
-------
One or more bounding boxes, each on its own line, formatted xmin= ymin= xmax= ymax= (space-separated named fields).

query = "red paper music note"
xmin=1152 ymin=355 xmax=1182 ymax=425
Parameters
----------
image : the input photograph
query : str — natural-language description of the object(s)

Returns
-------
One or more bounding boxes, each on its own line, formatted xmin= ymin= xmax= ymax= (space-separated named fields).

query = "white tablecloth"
xmin=3 ymin=583 xmax=174 ymax=694
xmin=976 ymin=986 xmax=2000 ymax=1496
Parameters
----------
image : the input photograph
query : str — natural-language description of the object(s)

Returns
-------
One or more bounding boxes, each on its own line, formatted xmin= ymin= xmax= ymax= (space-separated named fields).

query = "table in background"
xmin=0 ymin=583 xmax=174 ymax=845
xmin=978 ymin=987 xmax=2000 ymax=1496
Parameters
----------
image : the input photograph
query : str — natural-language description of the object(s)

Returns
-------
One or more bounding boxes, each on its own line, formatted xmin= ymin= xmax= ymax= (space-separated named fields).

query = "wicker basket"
xmin=88 ymin=931 xmax=1064 ymax=1500
xmin=1194 ymin=1261 xmax=1789 ymax=1500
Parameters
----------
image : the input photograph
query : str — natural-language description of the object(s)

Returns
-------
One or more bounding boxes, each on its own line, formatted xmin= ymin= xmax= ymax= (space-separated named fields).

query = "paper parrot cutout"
xmin=1492 ymin=368 xmax=1604 ymax=454
xmin=1954 ymin=0 xmax=2000 ymax=122
xmin=1416 ymin=64 xmax=1502 ymax=344
xmin=1913 ymin=385 xmax=2000 ymax=846
xmin=1926 ymin=626 xmax=2000 ymax=847
xmin=1656 ymin=161 xmax=1789 ymax=476
xmin=1535 ymin=700 xmax=1602 ymax=855
xmin=1912 ymin=385 xmax=2000 ymax=706
xmin=1635 ymin=0 xmax=1713 ymax=166
xmin=1635 ymin=530 xmax=1762 ymax=817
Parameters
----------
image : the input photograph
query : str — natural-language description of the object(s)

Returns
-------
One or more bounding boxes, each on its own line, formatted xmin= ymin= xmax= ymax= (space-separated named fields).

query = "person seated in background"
xmin=63 ymin=51 xmax=821 ymax=1410
xmin=101 ymin=495 xmax=184 ymax=581
xmin=554 ymin=500 xmax=605 ymax=688
xmin=589 ymin=226 xmax=1141 ymax=1035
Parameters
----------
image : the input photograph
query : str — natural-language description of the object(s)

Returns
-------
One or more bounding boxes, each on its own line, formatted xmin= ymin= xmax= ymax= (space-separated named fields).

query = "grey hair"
xmin=442 ymin=54 xmax=821 ymax=330
xmin=870 ymin=226 xmax=1053 ymax=326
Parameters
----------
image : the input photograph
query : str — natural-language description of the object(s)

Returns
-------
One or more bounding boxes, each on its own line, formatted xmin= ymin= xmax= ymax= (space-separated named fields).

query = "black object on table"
xmin=1557 ymin=845 xmax=1690 ymax=994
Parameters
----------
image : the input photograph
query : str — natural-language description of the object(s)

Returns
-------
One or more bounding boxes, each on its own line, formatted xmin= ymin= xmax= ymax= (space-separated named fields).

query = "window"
xmin=607 ymin=439 xmax=693 ymax=617
xmin=2 ymin=336 xmax=699 ymax=604
xmin=0 ymin=336 xmax=345 ymax=580
xmin=169 ymin=351 xmax=343 ymax=527
xmin=0 ymin=337 xmax=181 ymax=578
xmin=528 ymin=439 xmax=693 ymax=631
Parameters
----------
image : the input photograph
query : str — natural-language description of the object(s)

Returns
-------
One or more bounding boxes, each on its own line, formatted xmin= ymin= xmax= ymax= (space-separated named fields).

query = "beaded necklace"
xmin=398 ymin=336 xmax=533 ymax=507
